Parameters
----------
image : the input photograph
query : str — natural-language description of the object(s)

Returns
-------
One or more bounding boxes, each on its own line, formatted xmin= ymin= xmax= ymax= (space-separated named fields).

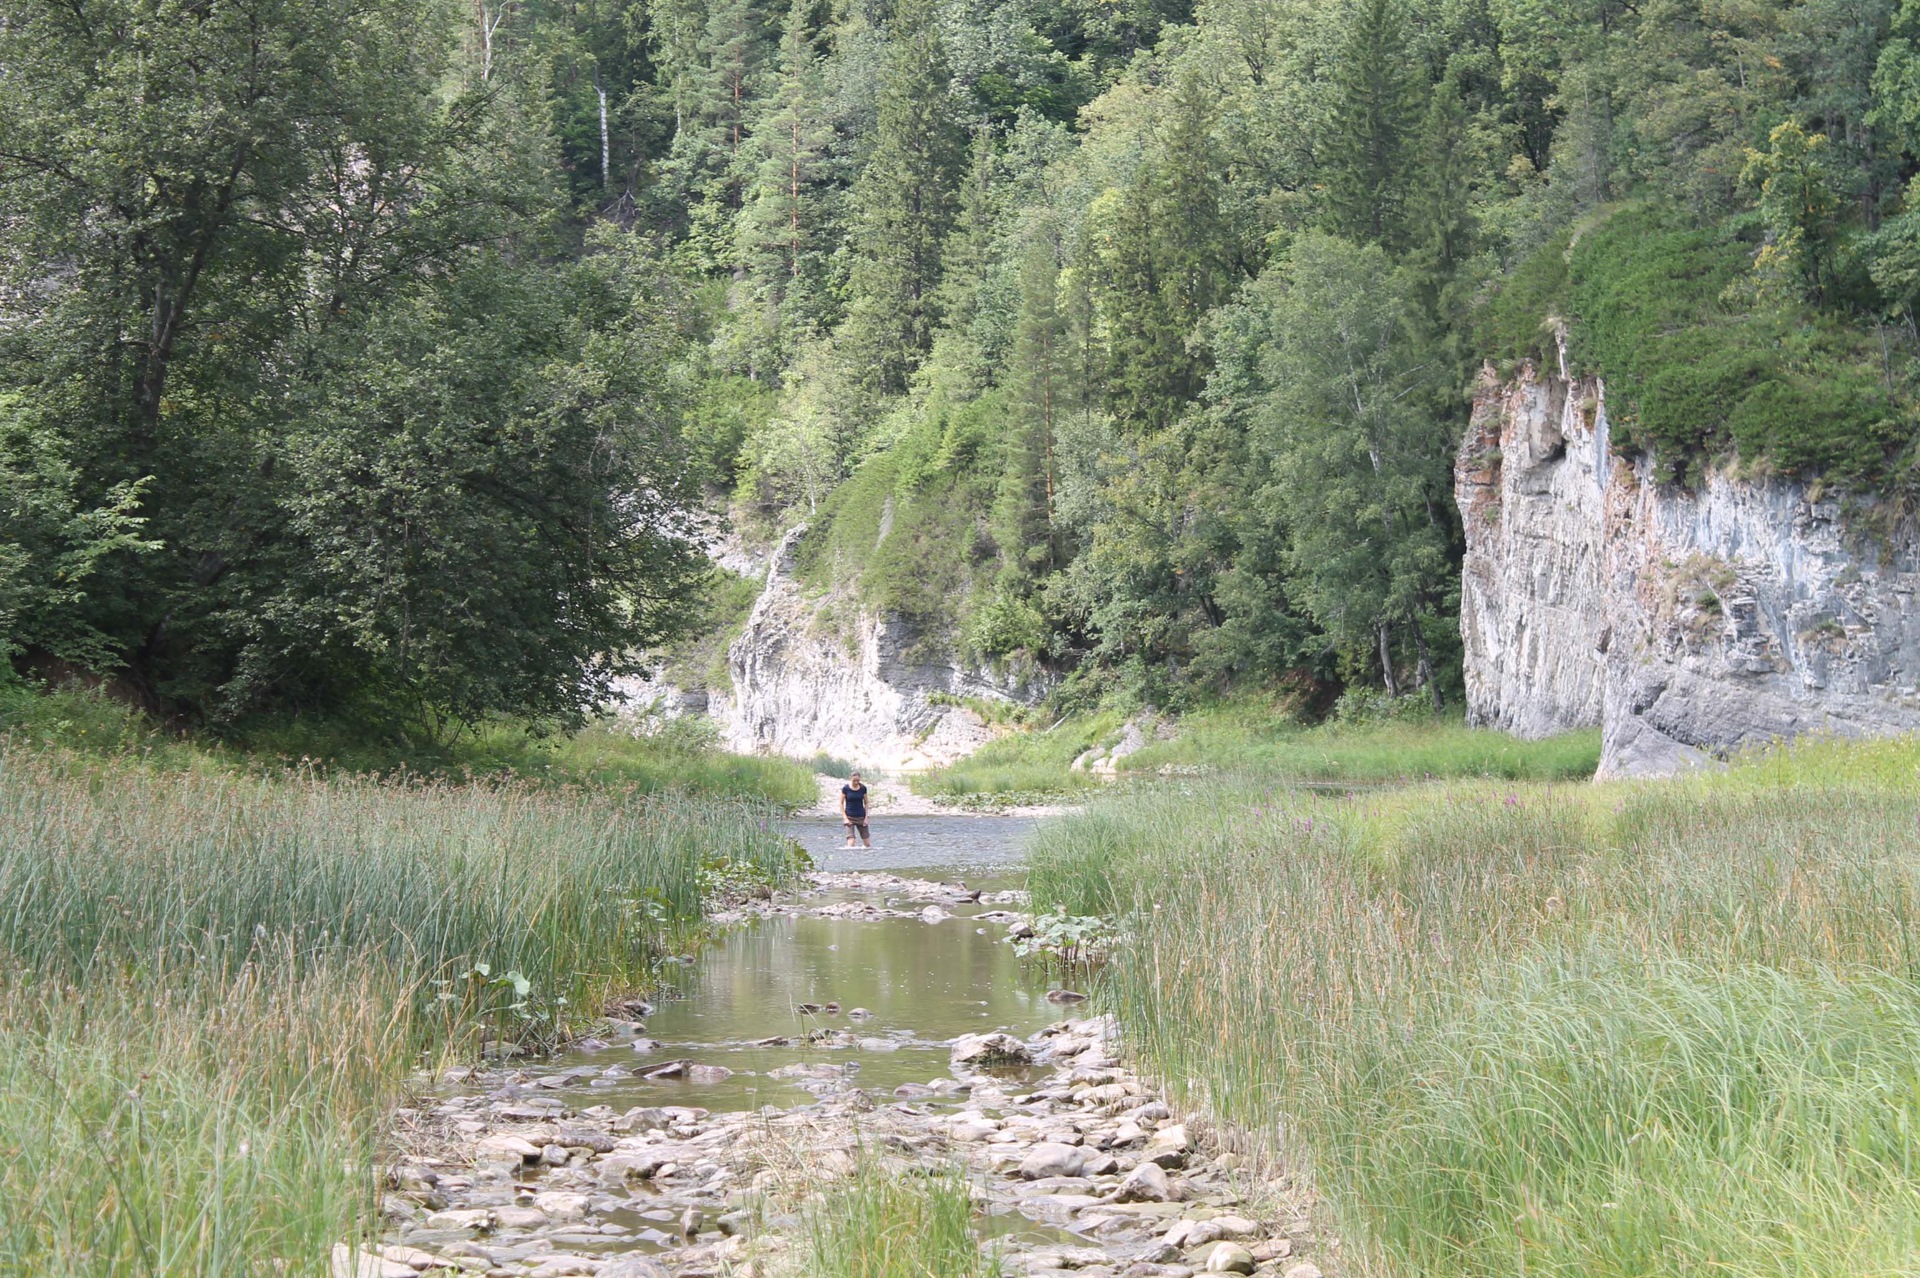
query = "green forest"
xmin=7 ymin=0 xmax=1920 ymax=733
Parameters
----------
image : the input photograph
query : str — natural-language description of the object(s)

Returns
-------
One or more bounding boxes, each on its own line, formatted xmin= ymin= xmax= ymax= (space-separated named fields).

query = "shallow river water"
xmin=388 ymin=809 xmax=1312 ymax=1276
xmin=536 ymin=815 xmax=1052 ymax=1115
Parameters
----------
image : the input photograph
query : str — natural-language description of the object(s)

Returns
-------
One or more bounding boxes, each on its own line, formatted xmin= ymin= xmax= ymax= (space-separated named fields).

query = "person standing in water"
xmin=840 ymin=772 xmax=871 ymax=848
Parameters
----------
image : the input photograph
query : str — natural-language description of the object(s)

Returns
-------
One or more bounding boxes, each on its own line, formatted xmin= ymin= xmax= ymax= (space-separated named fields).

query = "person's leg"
xmin=858 ymin=820 xmax=871 ymax=849
xmin=843 ymin=819 xmax=855 ymax=847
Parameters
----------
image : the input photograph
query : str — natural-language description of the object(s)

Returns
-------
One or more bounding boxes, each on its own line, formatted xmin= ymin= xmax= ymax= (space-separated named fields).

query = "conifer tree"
xmin=734 ymin=0 xmax=840 ymax=355
xmin=1322 ymin=0 xmax=1426 ymax=249
xmin=996 ymin=228 xmax=1067 ymax=583
xmin=840 ymin=0 xmax=965 ymax=393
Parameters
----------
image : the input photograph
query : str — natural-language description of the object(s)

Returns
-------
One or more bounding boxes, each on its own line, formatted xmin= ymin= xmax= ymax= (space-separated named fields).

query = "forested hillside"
xmin=7 ymin=0 xmax=1920 ymax=731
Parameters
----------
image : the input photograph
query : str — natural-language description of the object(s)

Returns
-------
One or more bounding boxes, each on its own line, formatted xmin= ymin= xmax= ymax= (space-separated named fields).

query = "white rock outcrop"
xmin=626 ymin=525 xmax=1048 ymax=770
xmin=1458 ymin=341 xmax=1920 ymax=777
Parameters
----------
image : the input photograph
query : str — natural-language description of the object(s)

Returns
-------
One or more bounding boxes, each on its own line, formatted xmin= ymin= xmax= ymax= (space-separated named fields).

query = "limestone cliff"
xmin=1458 ymin=339 xmax=1920 ymax=776
xmin=623 ymin=525 xmax=1049 ymax=770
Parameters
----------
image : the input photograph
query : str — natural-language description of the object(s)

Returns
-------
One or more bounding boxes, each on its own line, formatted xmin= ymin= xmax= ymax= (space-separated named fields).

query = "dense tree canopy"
xmin=9 ymin=0 xmax=1920 ymax=722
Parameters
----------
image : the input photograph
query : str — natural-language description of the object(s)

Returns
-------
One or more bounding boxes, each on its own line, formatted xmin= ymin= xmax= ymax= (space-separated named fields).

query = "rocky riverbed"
xmin=353 ymin=869 xmax=1330 ymax=1278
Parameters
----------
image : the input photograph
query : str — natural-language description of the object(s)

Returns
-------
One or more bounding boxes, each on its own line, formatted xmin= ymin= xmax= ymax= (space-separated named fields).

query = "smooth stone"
xmin=328 ymin=1245 xmax=415 ymax=1278
xmin=493 ymin=1205 xmax=551 ymax=1229
xmin=1112 ymin=1161 xmax=1173 ymax=1203
xmin=532 ymin=1191 xmax=591 ymax=1220
xmin=1018 ymin=1143 xmax=1090 ymax=1179
xmin=687 ymin=1064 xmax=734 ymax=1083
xmin=475 ymin=1135 xmax=542 ymax=1163
xmin=599 ymin=1261 xmax=671 ymax=1278
xmin=1280 ymin=1265 xmax=1323 ymax=1278
xmin=1203 ymin=1242 xmax=1255 ymax=1274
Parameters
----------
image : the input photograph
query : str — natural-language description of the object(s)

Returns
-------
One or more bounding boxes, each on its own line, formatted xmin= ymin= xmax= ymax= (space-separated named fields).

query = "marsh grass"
xmin=1030 ymin=741 xmax=1920 ymax=1277
xmin=0 ymin=682 xmax=817 ymax=803
xmin=802 ymin=1161 xmax=999 ymax=1278
xmin=1115 ymin=704 xmax=1601 ymax=782
xmin=0 ymin=743 xmax=799 ymax=1276
xmin=913 ymin=705 xmax=1599 ymax=800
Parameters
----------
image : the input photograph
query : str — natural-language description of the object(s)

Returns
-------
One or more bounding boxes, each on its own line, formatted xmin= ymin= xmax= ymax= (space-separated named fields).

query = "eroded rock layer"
xmin=1458 ymin=343 xmax=1920 ymax=777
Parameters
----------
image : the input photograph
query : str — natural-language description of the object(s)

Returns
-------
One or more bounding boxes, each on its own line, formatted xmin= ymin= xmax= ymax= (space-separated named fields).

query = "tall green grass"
xmin=1030 ymin=738 xmax=1920 ymax=1277
xmin=1115 ymin=703 xmax=1602 ymax=782
xmin=913 ymin=703 xmax=1599 ymax=800
xmin=802 ymin=1162 xmax=1000 ymax=1278
xmin=0 ymin=744 xmax=800 ymax=1276
xmin=0 ymin=682 xmax=817 ymax=804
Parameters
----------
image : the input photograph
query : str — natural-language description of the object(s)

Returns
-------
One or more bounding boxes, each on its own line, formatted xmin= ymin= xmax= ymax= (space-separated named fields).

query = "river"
xmin=378 ymin=812 xmax=1310 ymax=1278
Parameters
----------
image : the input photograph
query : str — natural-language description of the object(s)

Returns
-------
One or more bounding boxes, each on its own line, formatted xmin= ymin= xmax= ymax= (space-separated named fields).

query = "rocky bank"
xmin=1457 ymin=337 xmax=1920 ymax=776
xmin=361 ymin=874 xmax=1326 ymax=1278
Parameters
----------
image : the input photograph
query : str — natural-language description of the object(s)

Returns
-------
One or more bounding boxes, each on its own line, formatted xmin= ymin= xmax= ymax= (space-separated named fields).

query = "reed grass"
xmin=0 ymin=682 xmax=818 ymax=804
xmin=801 ymin=1161 xmax=1000 ymax=1278
xmin=1029 ymin=740 xmax=1920 ymax=1277
xmin=1114 ymin=705 xmax=1602 ymax=782
xmin=0 ymin=742 xmax=799 ymax=1276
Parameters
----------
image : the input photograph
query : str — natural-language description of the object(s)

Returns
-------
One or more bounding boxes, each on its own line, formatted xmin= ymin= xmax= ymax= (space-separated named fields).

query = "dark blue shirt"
xmin=841 ymin=783 xmax=868 ymax=820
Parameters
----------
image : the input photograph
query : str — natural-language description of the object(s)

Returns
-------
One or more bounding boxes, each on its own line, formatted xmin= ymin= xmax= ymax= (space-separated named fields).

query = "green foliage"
xmin=1006 ymin=905 xmax=1118 ymax=965
xmin=839 ymin=0 xmax=966 ymax=394
xmin=1115 ymin=704 xmax=1603 ymax=781
xmin=1565 ymin=207 xmax=1905 ymax=486
xmin=0 ymin=681 xmax=817 ymax=803
xmin=0 ymin=397 xmax=159 ymax=672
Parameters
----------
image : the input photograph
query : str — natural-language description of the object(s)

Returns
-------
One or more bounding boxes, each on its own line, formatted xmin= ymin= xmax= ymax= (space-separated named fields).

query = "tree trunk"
xmin=1412 ymin=612 xmax=1441 ymax=711
xmin=1377 ymin=620 xmax=1399 ymax=698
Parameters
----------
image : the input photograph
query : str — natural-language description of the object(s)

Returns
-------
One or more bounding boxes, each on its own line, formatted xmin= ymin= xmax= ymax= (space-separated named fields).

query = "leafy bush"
xmin=1563 ymin=207 xmax=1906 ymax=487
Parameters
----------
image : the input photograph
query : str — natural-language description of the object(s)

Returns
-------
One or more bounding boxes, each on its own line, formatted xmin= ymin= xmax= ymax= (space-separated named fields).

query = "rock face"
xmin=1459 ymin=340 xmax=1920 ymax=776
xmin=721 ymin=524 xmax=1049 ymax=769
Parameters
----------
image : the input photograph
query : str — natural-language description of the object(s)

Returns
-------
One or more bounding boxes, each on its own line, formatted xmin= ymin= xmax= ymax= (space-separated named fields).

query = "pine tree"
xmin=733 ymin=0 xmax=839 ymax=357
xmin=1096 ymin=73 xmax=1234 ymax=433
xmin=1322 ymin=0 xmax=1426 ymax=249
xmin=839 ymin=0 xmax=965 ymax=394
xmin=996 ymin=228 xmax=1066 ymax=584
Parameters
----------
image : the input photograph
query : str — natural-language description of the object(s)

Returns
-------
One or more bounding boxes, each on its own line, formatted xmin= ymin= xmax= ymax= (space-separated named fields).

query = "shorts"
xmin=844 ymin=817 xmax=870 ymax=839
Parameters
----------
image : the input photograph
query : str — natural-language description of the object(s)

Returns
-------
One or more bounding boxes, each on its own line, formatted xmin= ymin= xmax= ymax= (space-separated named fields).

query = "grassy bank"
xmin=0 ymin=682 xmax=817 ymax=805
xmin=1030 ymin=737 xmax=1920 ymax=1277
xmin=913 ymin=704 xmax=1599 ymax=802
xmin=0 ymin=744 xmax=800 ymax=1275
xmin=909 ymin=712 xmax=1120 ymax=804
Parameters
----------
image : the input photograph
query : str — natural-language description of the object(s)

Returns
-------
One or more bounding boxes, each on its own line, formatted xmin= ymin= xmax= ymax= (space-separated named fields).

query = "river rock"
xmin=599 ymin=1260 xmax=670 ymax=1278
xmin=1113 ymin=1161 xmax=1173 ymax=1203
xmin=1019 ymin=1143 xmax=1090 ymax=1179
xmin=1143 ymin=1124 xmax=1190 ymax=1167
xmin=494 ymin=1205 xmax=551 ymax=1229
xmin=688 ymin=1064 xmax=734 ymax=1083
xmin=476 ymin=1134 xmax=541 ymax=1162
xmin=1202 ymin=1242 xmax=1255 ymax=1274
xmin=533 ymin=1191 xmax=591 ymax=1220
xmin=952 ymin=1032 xmax=1033 ymax=1066
xmin=328 ymin=1245 xmax=415 ymax=1278
xmin=1280 ymin=1265 xmax=1322 ymax=1278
